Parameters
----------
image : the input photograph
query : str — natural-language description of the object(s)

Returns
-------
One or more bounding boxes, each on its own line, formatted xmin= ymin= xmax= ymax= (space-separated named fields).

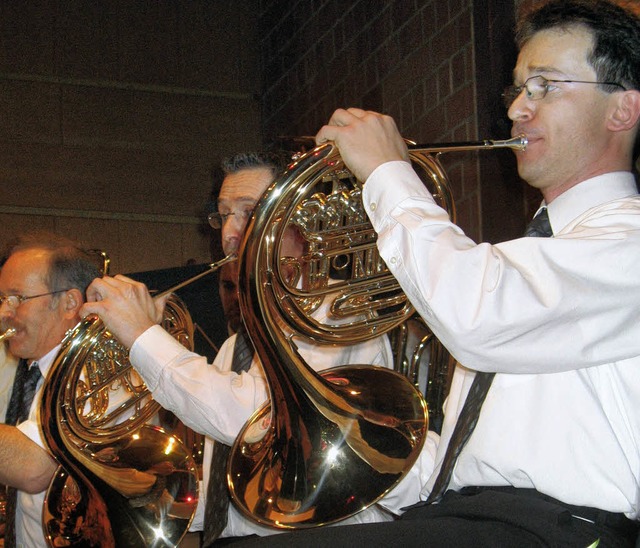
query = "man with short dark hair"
xmin=245 ymin=0 xmax=640 ymax=545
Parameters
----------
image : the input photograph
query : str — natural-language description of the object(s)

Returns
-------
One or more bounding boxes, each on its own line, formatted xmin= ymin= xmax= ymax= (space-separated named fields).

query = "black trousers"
xmin=232 ymin=487 xmax=639 ymax=547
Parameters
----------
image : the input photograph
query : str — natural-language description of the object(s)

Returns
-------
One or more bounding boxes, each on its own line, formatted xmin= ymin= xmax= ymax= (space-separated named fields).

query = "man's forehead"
xmin=0 ymin=250 xmax=49 ymax=290
xmin=3 ymin=249 xmax=49 ymax=275
xmin=217 ymin=195 xmax=258 ymax=208
xmin=218 ymin=167 xmax=274 ymax=205
xmin=514 ymin=26 xmax=594 ymax=81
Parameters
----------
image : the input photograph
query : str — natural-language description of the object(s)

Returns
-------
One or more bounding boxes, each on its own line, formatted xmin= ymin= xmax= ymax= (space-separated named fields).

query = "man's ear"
xmin=608 ymin=89 xmax=640 ymax=132
xmin=62 ymin=288 xmax=84 ymax=319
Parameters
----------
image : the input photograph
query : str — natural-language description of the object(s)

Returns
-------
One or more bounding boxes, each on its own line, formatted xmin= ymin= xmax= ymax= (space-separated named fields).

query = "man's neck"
xmin=543 ymin=169 xmax=632 ymax=204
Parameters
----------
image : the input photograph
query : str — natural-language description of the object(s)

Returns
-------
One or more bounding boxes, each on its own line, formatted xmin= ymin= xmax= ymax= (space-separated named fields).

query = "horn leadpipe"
xmin=409 ymin=133 xmax=527 ymax=154
xmin=155 ymin=253 xmax=237 ymax=299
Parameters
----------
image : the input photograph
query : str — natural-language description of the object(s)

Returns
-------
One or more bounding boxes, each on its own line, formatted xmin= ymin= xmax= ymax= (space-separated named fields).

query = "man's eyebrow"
xmin=217 ymin=197 xmax=258 ymax=206
xmin=0 ymin=287 xmax=20 ymax=294
xmin=513 ymin=65 xmax=566 ymax=82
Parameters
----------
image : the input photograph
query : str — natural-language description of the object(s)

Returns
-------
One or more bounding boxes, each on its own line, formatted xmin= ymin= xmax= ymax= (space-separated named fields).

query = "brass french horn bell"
xmin=227 ymin=135 xmax=526 ymax=529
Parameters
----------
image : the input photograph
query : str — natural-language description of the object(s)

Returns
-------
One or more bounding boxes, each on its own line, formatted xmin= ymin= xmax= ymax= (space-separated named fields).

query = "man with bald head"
xmin=0 ymin=232 xmax=100 ymax=547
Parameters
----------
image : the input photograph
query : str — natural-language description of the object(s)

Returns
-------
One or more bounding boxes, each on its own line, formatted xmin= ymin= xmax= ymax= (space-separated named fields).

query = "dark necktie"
xmin=524 ymin=207 xmax=553 ymax=238
xmin=425 ymin=371 xmax=495 ymax=504
xmin=426 ymin=208 xmax=553 ymax=504
xmin=202 ymin=328 xmax=254 ymax=546
xmin=4 ymin=360 xmax=42 ymax=548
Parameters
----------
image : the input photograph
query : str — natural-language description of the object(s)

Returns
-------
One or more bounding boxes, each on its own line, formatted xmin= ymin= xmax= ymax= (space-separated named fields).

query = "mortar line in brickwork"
xmin=0 ymin=72 xmax=254 ymax=101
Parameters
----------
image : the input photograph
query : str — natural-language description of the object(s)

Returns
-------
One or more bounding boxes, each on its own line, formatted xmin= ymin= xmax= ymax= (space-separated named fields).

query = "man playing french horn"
xmin=0 ymin=233 xmax=102 ymax=547
xmin=241 ymin=0 xmax=640 ymax=546
xmin=82 ymin=151 xmax=398 ymax=544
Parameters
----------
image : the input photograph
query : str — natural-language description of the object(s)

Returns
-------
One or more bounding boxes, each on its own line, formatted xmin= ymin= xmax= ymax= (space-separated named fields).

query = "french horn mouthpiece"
xmin=0 ymin=328 xmax=16 ymax=342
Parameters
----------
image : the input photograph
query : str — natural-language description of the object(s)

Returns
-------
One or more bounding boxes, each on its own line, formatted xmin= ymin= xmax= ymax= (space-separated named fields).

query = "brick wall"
xmin=0 ymin=0 xmax=262 ymax=273
xmin=0 ymin=0 xmax=528 ymax=277
xmin=258 ymin=0 xmax=525 ymax=243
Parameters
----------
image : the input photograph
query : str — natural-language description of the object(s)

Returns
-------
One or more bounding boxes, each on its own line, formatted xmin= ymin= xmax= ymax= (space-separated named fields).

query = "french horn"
xmin=227 ymin=135 xmax=527 ymax=528
xmin=38 ymin=254 xmax=235 ymax=548
xmin=33 ymin=134 xmax=526 ymax=540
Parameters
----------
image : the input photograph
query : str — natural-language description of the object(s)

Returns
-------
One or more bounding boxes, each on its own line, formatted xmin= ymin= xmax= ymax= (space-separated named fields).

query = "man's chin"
xmin=7 ymin=341 xmax=24 ymax=359
xmin=7 ymin=334 xmax=27 ymax=358
xmin=516 ymin=156 xmax=543 ymax=186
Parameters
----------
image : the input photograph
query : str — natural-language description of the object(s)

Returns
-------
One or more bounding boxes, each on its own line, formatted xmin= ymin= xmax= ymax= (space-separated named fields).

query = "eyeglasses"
xmin=207 ymin=209 xmax=254 ymax=229
xmin=502 ymin=75 xmax=626 ymax=108
xmin=0 ymin=289 xmax=71 ymax=309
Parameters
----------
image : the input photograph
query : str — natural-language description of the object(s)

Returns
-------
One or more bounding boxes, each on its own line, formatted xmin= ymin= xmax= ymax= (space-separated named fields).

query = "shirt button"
xmin=370 ymin=202 xmax=377 ymax=211
xmin=389 ymin=257 xmax=397 ymax=265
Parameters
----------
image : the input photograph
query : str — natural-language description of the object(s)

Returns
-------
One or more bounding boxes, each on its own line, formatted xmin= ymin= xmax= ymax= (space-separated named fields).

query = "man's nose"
xmin=0 ymin=301 xmax=15 ymax=323
xmin=507 ymin=91 xmax=535 ymax=122
xmin=222 ymin=215 xmax=249 ymax=250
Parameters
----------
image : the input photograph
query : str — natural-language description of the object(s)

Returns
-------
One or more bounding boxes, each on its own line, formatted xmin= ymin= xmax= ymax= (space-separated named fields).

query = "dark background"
xmin=129 ymin=263 xmax=227 ymax=362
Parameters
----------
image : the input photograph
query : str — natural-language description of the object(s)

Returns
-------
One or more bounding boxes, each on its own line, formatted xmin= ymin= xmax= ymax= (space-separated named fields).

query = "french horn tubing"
xmin=227 ymin=134 xmax=526 ymax=529
xmin=34 ymin=134 xmax=526 ymax=542
xmin=39 ymin=254 xmax=235 ymax=548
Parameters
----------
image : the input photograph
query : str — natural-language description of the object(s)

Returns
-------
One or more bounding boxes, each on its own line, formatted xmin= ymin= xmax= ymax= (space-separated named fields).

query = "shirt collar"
xmin=542 ymin=172 xmax=638 ymax=235
xmin=33 ymin=344 xmax=62 ymax=378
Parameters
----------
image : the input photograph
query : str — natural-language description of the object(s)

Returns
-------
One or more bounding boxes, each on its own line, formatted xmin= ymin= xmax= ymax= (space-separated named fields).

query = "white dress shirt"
xmin=363 ymin=162 xmax=640 ymax=519
xmin=14 ymin=346 xmax=57 ymax=548
xmin=0 ymin=344 xmax=18 ymax=422
xmin=130 ymin=302 xmax=396 ymax=537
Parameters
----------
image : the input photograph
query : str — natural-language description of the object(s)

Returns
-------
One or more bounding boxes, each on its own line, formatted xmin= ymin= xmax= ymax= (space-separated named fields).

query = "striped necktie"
xmin=4 ymin=360 xmax=42 ymax=548
xmin=524 ymin=207 xmax=553 ymax=238
xmin=425 ymin=371 xmax=495 ymax=504
xmin=5 ymin=360 xmax=42 ymax=425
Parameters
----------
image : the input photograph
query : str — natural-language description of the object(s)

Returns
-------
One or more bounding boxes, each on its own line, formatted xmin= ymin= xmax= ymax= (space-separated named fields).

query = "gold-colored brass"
xmin=227 ymin=135 xmax=526 ymax=528
xmin=40 ymin=293 xmax=198 ymax=547
xmin=33 ymin=134 xmax=524 ymax=539
xmin=38 ymin=249 xmax=234 ymax=548
xmin=410 ymin=134 xmax=527 ymax=153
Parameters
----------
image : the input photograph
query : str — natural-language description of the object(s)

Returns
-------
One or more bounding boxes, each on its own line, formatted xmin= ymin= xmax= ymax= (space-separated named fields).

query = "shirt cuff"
xmin=363 ymin=160 xmax=436 ymax=232
xmin=129 ymin=324 xmax=188 ymax=390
